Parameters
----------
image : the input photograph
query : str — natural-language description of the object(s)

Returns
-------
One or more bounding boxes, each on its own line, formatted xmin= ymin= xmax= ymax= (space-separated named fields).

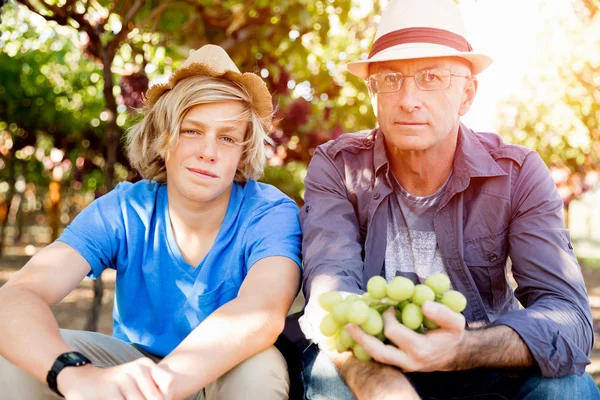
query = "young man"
xmin=298 ymin=0 xmax=599 ymax=399
xmin=0 ymin=45 xmax=301 ymax=399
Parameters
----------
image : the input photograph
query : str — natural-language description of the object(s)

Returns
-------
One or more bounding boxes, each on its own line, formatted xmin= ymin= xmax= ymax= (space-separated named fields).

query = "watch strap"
xmin=46 ymin=351 xmax=91 ymax=397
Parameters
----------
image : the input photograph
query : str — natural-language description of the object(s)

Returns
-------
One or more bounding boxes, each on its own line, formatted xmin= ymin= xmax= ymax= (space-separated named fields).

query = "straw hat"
xmin=145 ymin=44 xmax=273 ymax=118
xmin=347 ymin=0 xmax=493 ymax=79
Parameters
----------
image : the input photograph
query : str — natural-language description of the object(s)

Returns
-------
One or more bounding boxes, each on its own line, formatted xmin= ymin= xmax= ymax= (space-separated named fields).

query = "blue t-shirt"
xmin=57 ymin=180 xmax=302 ymax=356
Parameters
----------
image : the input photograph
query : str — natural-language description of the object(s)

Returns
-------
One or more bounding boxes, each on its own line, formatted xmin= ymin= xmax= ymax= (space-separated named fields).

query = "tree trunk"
xmin=85 ymin=46 xmax=118 ymax=332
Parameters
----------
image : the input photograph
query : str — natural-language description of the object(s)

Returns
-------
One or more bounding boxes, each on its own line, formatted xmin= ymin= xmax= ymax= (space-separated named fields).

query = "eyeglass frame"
xmin=365 ymin=68 xmax=473 ymax=93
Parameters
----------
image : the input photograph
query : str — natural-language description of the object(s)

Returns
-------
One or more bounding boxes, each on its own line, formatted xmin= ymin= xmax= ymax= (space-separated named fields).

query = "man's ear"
xmin=458 ymin=77 xmax=478 ymax=116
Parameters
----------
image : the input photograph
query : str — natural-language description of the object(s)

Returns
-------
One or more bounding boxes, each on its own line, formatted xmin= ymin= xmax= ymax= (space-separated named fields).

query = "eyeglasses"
xmin=366 ymin=68 xmax=472 ymax=93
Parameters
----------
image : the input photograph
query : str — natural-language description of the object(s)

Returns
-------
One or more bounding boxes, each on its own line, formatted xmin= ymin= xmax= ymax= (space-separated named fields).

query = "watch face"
xmin=64 ymin=353 xmax=82 ymax=361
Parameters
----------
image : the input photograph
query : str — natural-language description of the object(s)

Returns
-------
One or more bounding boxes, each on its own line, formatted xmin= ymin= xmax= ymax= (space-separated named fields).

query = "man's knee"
xmin=520 ymin=373 xmax=600 ymax=400
xmin=301 ymin=345 xmax=354 ymax=400
xmin=206 ymin=346 xmax=289 ymax=400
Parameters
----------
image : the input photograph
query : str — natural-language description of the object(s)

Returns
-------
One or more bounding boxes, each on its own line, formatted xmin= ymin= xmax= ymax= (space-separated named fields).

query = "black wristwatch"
xmin=46 ymin=351 xmax=92 ymax=397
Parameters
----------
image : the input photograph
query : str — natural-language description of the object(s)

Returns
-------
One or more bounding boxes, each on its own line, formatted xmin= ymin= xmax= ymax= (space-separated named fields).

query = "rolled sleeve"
xmin=493 ymin=152 xmax=593 ymax=377
xmin=299 ymin=146 xmax=365 ymax=342
xmin=57 ymin=190 xmax=124 ymax=278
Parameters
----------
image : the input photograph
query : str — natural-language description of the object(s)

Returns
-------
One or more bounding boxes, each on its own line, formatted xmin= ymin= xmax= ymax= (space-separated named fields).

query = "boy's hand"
xmin=58 ymin=357 xmax=175 ymax=400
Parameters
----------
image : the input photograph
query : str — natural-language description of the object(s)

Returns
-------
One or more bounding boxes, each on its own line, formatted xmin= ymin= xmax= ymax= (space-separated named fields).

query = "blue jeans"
xmin=301 ymin=344 xmax=600 ymax=400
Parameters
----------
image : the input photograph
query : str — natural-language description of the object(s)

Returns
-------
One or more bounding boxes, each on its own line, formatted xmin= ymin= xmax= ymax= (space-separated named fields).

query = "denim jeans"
xmin=301 ymin=344 xmax=600 ymax=400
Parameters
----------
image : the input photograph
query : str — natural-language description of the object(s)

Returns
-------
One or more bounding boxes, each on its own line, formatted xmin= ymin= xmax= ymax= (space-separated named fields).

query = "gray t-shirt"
xmin=384 ymin=174 xmax=451 ymax=283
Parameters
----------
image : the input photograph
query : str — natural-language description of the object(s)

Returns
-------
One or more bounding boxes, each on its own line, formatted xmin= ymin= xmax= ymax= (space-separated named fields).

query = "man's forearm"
xmin=159 ymin=297 xmax=284 ymax=398
xmin=453 ymin=325 xmax=535 ymax=370
xmin=329 ymin=351 xmax=419 ymax=400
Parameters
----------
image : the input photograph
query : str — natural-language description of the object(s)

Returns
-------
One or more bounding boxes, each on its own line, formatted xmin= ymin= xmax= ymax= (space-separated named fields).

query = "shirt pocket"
xmin=463 ymin=232 xmax=512 ymax=312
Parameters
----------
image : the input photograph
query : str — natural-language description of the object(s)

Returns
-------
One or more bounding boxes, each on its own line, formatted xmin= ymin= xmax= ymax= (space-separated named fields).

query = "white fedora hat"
xmin=347 ymin=0 xmax=493 ymax=79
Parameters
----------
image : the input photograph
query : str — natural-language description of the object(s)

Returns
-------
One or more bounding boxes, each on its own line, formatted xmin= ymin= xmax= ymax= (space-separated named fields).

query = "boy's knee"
xmin=206 ymin=346 xmax=289 ymax=400
xmin=0 ymin=355 xmax=61 ymax=399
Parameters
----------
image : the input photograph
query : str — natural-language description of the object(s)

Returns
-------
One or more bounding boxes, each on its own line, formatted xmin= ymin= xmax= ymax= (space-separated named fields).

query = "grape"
xmin=415 ymin=325 xmax=425 ymax=334
xmin=319 ymin=291 xmax=343 ymax=311
xmin=397 ymin=300 xmax=410 ymax=311
xmin=335 ymin=334 xmax=349 ymax=352
xmin=401 ymin=303 xmax=423 ymax=330
xmin=367 ymin=275 xmax=388 ymax=299
xmin=411 ymin=284 xmax=436 ymax=306
xmin=440 ymin=290 xmax=467 ymax=313
xmin=395 ymin=308 xmax=402 ymax=322
xmin=320 ymin=313 xmax=340 ymax=337
xmin=387 ymin=276 xmax=415 ymax=302
xmin=353 ymin=343 xmax=372 ymax=361
xmin=346 ymin=300 xmax=369 ymax=325
xmin=425 ymin=273 xmax=451 ymax=295
xmin=331 ymin=301 xmax=349 ymax=325
xmin=360 ymin=308 xmax=384 ymax=336
xmin=362 ymin=292 xmax=373 ymax=303
xmin=373 ymin=304 xmax=388 ymax=314
xmin=343 ymin=294 xmax=362 ymax=304
xmin=423 ymin=316 xmax=439 ymax=330
xmin=339 ymin=327 xmax=355 ymax=349
xmin=376 ymin=331 xmax=386 ymax=342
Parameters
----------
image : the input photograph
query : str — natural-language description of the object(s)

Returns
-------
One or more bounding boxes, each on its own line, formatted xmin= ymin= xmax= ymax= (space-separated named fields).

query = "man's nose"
xmin=395 ymin=76 xmax=422 ymax=113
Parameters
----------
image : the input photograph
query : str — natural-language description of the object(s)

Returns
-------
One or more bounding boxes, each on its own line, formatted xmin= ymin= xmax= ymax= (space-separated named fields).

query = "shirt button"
xmin=373 ymin=193 xmax=381 ymax=200
xmin=568 ymin=243 xmax=573 ymax=250
xmin=488 ymin=253 xmax=498 ymax=262
xmin=305 ymin=205 xmax=310 ymax=213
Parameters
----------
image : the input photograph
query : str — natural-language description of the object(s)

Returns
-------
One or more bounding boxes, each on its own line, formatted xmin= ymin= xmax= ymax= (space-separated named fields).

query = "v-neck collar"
xmin=162 ymin=183 xmax=242 ymax=277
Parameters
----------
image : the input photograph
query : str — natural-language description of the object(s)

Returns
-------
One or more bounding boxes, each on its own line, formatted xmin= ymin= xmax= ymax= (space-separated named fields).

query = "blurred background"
xmin=0 ymin=0 xmax=599 ymax=377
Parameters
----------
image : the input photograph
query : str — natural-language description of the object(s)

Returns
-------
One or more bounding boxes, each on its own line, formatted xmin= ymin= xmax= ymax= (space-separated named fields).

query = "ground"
xmin=1 ymin=252 xmax=600 ymax=385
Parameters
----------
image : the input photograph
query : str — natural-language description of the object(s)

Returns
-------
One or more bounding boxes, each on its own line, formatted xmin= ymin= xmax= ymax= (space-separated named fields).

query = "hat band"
xmin=369 ymin=27 xmax=473 ymax=58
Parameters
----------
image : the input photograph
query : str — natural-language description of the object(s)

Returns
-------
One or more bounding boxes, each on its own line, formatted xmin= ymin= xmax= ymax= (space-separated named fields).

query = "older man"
xmin=298 ymin=0 xmax=599 ymax=399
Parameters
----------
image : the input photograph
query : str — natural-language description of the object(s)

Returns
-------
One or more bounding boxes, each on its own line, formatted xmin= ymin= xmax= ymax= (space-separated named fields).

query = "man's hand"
xmin=57 ymin=357 xmax=175 ymax=400
xmin=347 ymin=301 xmax=465 ymax=372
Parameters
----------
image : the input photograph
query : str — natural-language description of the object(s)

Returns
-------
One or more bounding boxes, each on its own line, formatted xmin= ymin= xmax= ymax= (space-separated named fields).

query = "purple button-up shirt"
xmin=299 ymin=124 xmax=593 ymax=378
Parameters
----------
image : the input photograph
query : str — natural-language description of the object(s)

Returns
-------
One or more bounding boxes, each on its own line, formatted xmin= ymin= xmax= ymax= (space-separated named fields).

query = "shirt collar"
xmin=453 ymin=123 xmax=507 ymax=180
xmin=374 ymin=128 xmax=389 ymax=176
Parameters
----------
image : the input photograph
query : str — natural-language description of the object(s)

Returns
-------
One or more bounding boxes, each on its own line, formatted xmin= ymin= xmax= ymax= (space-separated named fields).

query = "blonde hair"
xmin=125 ymin=76 xmax=271 ymax=183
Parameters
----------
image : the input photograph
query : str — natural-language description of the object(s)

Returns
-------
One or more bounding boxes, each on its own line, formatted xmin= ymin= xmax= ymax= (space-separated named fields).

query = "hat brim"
xmin=347 ymin=43 xmax=493 ymax=79
xmin=144 ymin=63 xmax=273 ymax=119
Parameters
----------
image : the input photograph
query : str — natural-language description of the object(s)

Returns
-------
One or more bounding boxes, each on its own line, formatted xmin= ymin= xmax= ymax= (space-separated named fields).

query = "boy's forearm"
xmin=0 ymin=286 xmax=72 ymax=382
xmin=159 ymin=296 xmax=284 ymax=398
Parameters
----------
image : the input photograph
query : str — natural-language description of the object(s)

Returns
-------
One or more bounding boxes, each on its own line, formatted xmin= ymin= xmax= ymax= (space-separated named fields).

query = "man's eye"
xmin=181 ymin=129 xmax=198 ymax=135
xmin=423 ymin=72 xmax=440 ymax=82
xmin=383 ymin=74 xmax=400 ymax=84
xmin=221 ymin=136 xmax=235 ymax=143
xmin=423 ymin=71 xmax=441 ymax=82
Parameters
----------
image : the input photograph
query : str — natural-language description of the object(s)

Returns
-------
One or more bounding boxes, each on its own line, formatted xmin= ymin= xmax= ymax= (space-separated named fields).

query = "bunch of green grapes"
xmin=318 ymin=273 xmax=467 ymax=361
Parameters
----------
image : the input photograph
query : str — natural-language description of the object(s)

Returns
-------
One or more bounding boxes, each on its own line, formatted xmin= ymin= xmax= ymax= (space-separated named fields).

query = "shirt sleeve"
xmin=56 ymin=187 xmax=125 ymax=279
xmin=244 ymin=197 xmax=302 ymax=272
xmin=491 ymin=151 xmax=594 ymax=377
xmin=298 ymin=145 xmax=365 ymax=343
